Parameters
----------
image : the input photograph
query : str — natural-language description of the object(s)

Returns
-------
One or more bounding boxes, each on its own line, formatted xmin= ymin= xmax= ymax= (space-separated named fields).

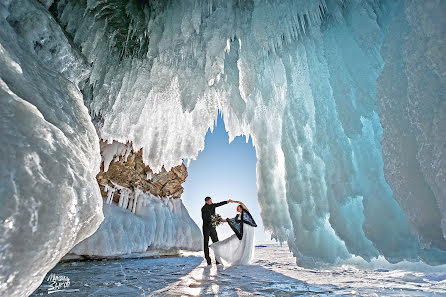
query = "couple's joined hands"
xmin=228 ymin=199 xmax=249 ymax=211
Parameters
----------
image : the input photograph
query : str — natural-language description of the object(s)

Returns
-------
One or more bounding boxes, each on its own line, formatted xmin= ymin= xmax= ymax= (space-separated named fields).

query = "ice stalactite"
xmin=71 ymin=186 xmax=202 ymax=257
xmin=77 ymin=141 xmax=202 ymax=256
xmin=0 ymin=0 xmax=103 ymax=296
xmin=44 ymin=0 xmax=446 ymax=267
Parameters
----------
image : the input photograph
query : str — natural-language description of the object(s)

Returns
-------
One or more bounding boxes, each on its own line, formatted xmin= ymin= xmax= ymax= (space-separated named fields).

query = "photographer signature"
xmin=46 ymin=273 xmax=70 ymax=294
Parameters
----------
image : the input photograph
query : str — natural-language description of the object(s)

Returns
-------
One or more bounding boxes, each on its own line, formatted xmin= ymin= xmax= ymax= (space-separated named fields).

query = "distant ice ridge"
xmin=48 ymin=0 xmax=446 ymax=267
xmin=0 ymin=0 xmax=103 ymax=296
xmin=71 ymin=187 xmax=202 ymax=256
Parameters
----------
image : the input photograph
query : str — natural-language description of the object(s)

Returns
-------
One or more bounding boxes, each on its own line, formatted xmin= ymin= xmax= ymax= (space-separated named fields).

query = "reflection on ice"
xmin=32 ymin=245 xmax=446 ymax=296
xmin=152 ymin=261 xmax=326 ymax=297
xmin=31 ymin=257 xmax=202 ymax=296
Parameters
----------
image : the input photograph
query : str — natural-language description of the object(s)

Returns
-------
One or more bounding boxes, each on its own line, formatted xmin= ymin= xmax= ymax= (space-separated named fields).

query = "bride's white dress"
xmin=209 ymin=214 xmax=255 ymax=265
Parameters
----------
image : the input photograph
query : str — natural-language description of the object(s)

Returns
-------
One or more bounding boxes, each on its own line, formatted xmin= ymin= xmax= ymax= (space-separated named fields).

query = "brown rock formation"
xmin=96 ymin=149 xmax=187 ymax=204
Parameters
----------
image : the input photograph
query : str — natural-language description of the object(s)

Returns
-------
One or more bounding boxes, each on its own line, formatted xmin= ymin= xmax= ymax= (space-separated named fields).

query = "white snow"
xmin=71 ymin=189 xmax=202 ymax=257
xmin=0 ymin=1 xmax=103 ymax=296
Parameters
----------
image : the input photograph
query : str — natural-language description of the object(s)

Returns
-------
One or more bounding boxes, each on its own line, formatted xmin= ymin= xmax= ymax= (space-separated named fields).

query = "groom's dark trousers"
xmin=201 ymin=200 xmax=228 ymax=265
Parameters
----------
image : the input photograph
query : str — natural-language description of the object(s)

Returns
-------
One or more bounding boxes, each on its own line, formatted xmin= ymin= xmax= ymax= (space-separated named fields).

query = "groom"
xmin=201 ymin=196 xmax=231 ymax=265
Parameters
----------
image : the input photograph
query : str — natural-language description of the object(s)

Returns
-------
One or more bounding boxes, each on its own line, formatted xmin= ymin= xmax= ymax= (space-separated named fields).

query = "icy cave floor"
xmin=31 ymin=245 xmax=446 ymax=297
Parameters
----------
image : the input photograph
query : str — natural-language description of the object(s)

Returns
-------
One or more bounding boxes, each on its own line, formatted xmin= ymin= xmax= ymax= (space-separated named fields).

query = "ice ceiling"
xmin=1 ymin=0 xmax=445 ymax=295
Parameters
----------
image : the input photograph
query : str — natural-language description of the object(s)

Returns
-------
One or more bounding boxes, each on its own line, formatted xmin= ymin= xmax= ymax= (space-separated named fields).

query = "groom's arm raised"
xmin=213 ymin=200 xmax=229 ymax=208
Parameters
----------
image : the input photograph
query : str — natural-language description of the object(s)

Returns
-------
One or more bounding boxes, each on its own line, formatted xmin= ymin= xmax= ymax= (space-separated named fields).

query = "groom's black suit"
xmin=201 ymin=200 xmax=228 ymax=265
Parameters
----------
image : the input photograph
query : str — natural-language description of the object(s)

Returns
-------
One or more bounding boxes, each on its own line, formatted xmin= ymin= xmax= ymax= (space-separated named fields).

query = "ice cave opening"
xmin=181 ymin=114 xmax=269 ymax=243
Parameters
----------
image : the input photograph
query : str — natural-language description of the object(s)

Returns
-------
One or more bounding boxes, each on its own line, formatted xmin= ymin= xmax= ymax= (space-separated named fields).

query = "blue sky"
xmin=182 ymin=115 xmax=273 ymax=243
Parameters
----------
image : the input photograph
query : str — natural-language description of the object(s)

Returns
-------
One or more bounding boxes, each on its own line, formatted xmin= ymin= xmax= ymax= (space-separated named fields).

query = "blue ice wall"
xmin=48 ymin=0 xmax=446 ymax=266
xmin=2 ymin=0 xmax=446 ymax=273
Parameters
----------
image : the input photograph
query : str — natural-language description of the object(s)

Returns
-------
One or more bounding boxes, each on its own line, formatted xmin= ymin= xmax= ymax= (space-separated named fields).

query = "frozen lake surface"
xmin=31 ymin=245 xmax=446 ymax=296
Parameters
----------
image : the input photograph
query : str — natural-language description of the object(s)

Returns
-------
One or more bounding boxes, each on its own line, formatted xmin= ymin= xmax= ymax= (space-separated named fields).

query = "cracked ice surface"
xmin=31 ymin=245 xmax=446 ymax=296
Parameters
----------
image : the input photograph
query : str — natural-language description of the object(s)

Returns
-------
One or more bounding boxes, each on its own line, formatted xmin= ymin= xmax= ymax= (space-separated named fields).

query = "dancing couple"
xmin=201 ymin=197 xmax=257 ymax=266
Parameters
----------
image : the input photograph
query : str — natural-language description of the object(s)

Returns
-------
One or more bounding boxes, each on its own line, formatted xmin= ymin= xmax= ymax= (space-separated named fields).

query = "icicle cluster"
xmin=71 ymin=186 xmax=202 ymax=256
xmin=48 ymin=0 xmax=446 ymax=267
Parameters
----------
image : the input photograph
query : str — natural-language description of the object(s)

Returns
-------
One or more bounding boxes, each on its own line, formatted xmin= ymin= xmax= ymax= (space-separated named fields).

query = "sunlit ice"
xmin=1 ymin=0 xmax=446 ymax=296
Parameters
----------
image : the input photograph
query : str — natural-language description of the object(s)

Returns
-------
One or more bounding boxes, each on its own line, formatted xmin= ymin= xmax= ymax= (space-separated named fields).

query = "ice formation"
xmin=71 ymin=187 xmax=202 ymax=256
xmin=43 ymin=0 xmax=445 ymax=266
xmin=1 ymin=0 xmax=446 ymax=294
xmin=0 ymin=1 xmax=103 ymax=296
xmin=377 ymin=1 xmax=446 ymax=254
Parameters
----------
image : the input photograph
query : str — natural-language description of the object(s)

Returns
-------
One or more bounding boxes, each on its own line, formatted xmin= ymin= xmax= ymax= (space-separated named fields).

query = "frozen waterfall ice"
xmin=1 ymin=0 xmax=446 ymax=295
xmin=71 ymin=187 xmax=202 ymax=257
xmin=0 ymin=1 xmax=103 ymax=296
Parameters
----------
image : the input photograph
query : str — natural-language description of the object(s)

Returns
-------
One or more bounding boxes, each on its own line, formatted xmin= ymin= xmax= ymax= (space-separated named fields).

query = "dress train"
xmin=209 ymin=224 xmax=255 ymax=265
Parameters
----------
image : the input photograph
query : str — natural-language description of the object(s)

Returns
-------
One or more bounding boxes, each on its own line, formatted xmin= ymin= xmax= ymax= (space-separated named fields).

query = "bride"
xmin=209 ymin=200 xmax=257 ymax=265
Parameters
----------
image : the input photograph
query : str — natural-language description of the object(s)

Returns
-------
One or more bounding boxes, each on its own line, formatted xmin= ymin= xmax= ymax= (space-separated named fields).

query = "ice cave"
xmin=1 ymin=0 xmax=445 ymax=296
